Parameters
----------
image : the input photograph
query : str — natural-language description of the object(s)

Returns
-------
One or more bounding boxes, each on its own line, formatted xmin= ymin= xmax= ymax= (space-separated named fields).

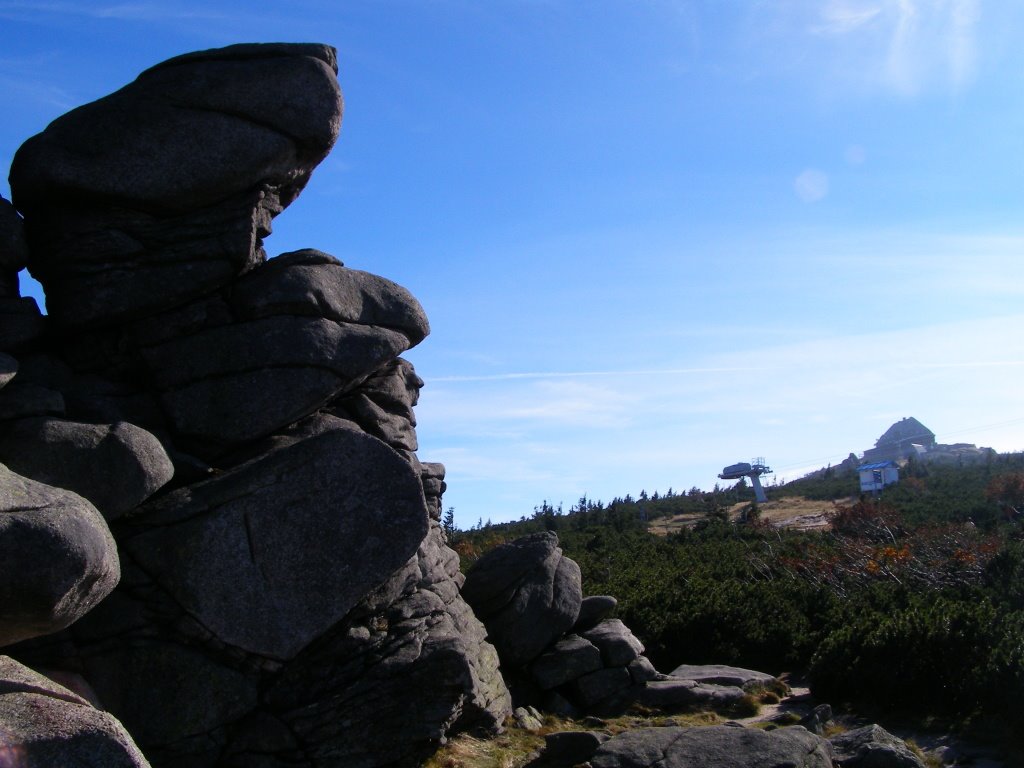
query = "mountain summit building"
xmin=861 ymin=417 xmax=936 ymax=463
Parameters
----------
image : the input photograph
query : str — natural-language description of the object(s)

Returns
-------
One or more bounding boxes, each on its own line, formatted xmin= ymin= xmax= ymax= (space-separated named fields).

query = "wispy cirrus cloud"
xmin=753 ymin=0 xmax=982 ymax=96
xmin=811 ymin=1 xmax=883 ymax=34
xmin=0 ymin=1 xmax=227 ymax=22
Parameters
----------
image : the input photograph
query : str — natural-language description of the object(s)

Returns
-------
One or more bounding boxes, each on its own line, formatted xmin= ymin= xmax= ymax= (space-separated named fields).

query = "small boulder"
xmin=571 ymin=667 xmax=633 ymax=708
xmin=542 ymin=730 xmax=610 ymax=765
xmin=0 ymin=656 xmax=149 ymax=767
xmin=581 ymin=619 xmax=645 ymax=667
xmin=627 ymin=656 xmax=665 ymax=684
xmin=829 ymin=724 xmax=926 ymax=768
xmin=0 ymin=464 xmax=119 ymax=647
xmin=573 ymin=594 xmax=618 ymax=632
xmin=0 ymin=417 xmax=174 ymax=519
xmin=529 ymin=634 xmax=603 ymax=690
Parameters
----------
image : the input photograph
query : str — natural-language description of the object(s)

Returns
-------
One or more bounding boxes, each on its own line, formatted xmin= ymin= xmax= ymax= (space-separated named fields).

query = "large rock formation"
xmin=462 ymin=533 xmax=749 ymax=717
xmin=1 ymin=42 xmax=510 ymax=767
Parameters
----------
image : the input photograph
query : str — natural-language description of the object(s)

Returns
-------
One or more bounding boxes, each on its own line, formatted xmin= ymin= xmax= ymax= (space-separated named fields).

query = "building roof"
xmin=858 ymin=461 xmax=898 ymax=471
xmin=875 ymin=417 xmax=935 ymax=448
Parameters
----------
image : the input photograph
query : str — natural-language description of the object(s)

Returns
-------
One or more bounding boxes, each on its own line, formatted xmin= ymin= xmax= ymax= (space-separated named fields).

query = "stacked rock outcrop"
xmin=2 ymin=42 xmax=510 ymax=767
xmin=461 ymin=532 xmax=748 ymax=717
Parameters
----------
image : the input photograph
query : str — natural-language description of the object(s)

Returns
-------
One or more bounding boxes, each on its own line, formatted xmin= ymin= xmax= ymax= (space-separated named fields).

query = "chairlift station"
xmin=719 ymin=458 xmax=772 ymax=504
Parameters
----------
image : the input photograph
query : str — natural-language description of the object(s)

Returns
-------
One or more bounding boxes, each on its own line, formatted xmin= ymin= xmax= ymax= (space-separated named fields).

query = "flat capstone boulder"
xmin=590 ymin=724 xmax=833 ymax=768
xmin=670 ymin=664 xmax=780 ymax=691
xmin=10 ymin=43 xmax=343 ymax=329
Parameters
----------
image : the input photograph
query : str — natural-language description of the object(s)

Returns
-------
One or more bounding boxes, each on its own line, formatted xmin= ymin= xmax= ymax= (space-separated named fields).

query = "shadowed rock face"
xmin=462 ymin=531 xmax=583 ymax=667
xmin=10 ymin=43 xmax=342 ymax=329
xmin=0 ymin=463 xmax=120 ymax=648
xmin=0 ymin=656 xmax=150 ymax=767
xmin=1 ymin=42 xmax=510 ymax=767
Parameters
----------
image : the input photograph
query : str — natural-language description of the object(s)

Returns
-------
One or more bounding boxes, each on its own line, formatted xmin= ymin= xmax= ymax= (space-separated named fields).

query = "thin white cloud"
xmin=753 ymin=0 xmax=983 ymax=95
xmin=813 ymin=1 xmax=883 ymax=34
xmin=794 ymin=168 xmax=829 ymax=202
xmin=431 ymin=366 xmax=769 ymax=383
xmin=0 ymin=1 xmax=226 ymax=21
xmin=844 ymin=144 xmax=867 ymax=165
xmin=0 ymin=73 xmax=78 ymax=111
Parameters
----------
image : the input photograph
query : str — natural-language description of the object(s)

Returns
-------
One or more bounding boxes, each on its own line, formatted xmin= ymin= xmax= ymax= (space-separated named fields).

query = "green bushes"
xmin=455 ymin=459 xmax=1024 ymax=742
xmin=808 ymin=594 xmax=1024 ymax=723
xmin=560 ymin=509 xmax=1024 ymax=739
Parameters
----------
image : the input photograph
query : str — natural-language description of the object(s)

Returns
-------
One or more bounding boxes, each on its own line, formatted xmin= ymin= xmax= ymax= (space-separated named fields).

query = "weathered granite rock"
xmin=461 ymin=532 xmax=583 ymax=667
xmin=0 ymin=417 xmax=174 ymax=520
xmin=829 ymin=724 xmax=926 ymax=768
xmin=0 ymin=353 xmax=15 ymax=390
xmin=0 ymin=296 xmax=45 ymax=352
xmin=0 ymin=656 xmax=150 ymax=767
xmin=10 ymin=43 xmax=342 ymax=329
xmin=79 ymin=641 xmax=259 ymax=752
xmin=420 ymin=460 xmax=447 ymax=521
xmin=0 ymin=195 xmax=29 ymax=274
xmin=800 ymin=704 xmax=833 ymax=736
xmin=0 ymin=379 xmax=65 ymax=420
xmin=670 ymin=664 xmax=780 ymax=691
xmin=122 ymin=424 xmax=428 ymax=660
xmin=627 ymin=679 xmax=747 ymax=712
xmin=513 ymin=705 xmax=544 ymax=731
xmin=330 ymin=356 xmax=425 ymax=452
xmin=133 ymin=254 xmax=428 ymax=449
xmin=0 ymin=463 xmax=119 ymax=647
xmin=590 ymin=725 xmax=833 ymax=768
xmin=573 ymin=594 xmax=618 ymax=632
xmin=230 ymin=249 xmax=428 ymax=342
xmin=0 ymin=195 xmax=29 ymax=299
xmin=1 ymin=41 xmax=513 ymax=768
xmin=529 ymin=634 xmax=603 ymax=690
xmin=627 ymin=655 xmax=665 ymax=684
xmin=572 ymin=666 xmax=634 ymax=708
xmin=581 ymin=619 xmax=644 ymax=667
xmin=261 ymin=523 xmax=511 ymax=767
xmin=542 ymin=730 xmax=610 ymax=765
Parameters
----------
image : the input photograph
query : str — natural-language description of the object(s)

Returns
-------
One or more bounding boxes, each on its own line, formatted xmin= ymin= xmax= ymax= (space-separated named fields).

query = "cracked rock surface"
xmin=1 ymin=42 xmax=510 ymax=767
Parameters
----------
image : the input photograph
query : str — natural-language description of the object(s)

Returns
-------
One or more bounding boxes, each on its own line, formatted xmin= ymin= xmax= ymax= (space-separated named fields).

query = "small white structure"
xmin=858 ymin=461 xmax=899 ymax=494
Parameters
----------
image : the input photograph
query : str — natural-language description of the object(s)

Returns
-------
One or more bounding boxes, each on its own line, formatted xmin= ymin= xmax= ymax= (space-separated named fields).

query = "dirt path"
xmin=648 ymin=496 xmax=848 ymax=536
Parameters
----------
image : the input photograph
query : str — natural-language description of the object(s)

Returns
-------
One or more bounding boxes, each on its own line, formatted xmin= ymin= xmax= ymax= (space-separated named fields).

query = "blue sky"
xmin=3 ymin=1 xmax=1023 ymax=527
